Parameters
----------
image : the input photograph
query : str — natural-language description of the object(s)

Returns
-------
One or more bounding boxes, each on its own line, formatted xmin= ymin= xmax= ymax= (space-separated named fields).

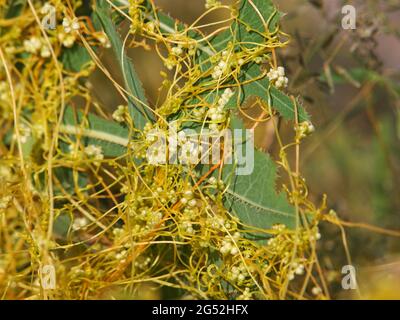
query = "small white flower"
xmin=164 ymin=57 xmax=176 ymax=70
xmin=237 ymin=274 xmax=245 ymax=282
xmin=23 ymin=37 xmax=42 ymax=54
xmin=212 ymin=67 xmax=223 ymax=79
xmin=183 ymin=190 xmax=193 ymax=199
xmin=182 ymin=220 xmax=195 ymax=234
xmin=112 ymin=105 xmax=128 ymax=123
xmin=218 ymin=61 xmax=226 ymax=69
xmin=84 ymin=145 xmax=104 ymax=161
xmin=145 ymin=129 xmax=167 ymax=162
xmin=295 ymin=264 xmax=305 ymax=275
xmin=63 ymin=17 xmax=79 ymax=33
xmin=62 ymin=18 xmax=71 ymax=33
xmin=188 ymin=199 xmax=197 ymax=207
xmin=0 ymin=195 xmax=12 ymax=209
xmin=15 ymin=122 xmax=31 ymax=144
xmin=72 ymin=217 xmax=88 ymax=230
xmin=59 ymin=33 xmax=76 ymax=48
xmin=277 ymin=66 xmax=285 ymax=77
xmin=40 ymin=45 xmax=51 ymax=58
xmin=238 ymin=287 xmax=252 ymax=300
xmin=179 ymin=141 xmax=199 ymax=164
xmin=206 ymin=88 xmax=233 ymax=131
xmin=98 ymin=33 xmax=111 ymax=48
xmin=72 ymin=20 xmax=80 ymax=31
xmin=171 ymin=46 xmax=183 ymax=56
xmin=267 ymin=66 xmax=289 ymax=89
xmin=312 ymin=286 xmax=322 ymax=296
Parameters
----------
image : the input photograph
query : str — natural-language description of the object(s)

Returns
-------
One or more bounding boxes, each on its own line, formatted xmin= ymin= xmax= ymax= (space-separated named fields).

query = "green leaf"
xmin=227 ymin=63 xmax=309 ymax=122
xmin=4 ymin=0 xmax=26 ymax=19
xmin=61 ymin=44 xmax=92 ymax=72
xmin=54 ymin=213 xmax=72 ymax=238
xmin=145 ymin=0 xmax=299 ymax=230
xmin=62 ymin=106 xmax=129 ymax=157
xmin=148 ymin=0 xmax=309 ymax=122
xmin=212 ymin=0 xmax=308 ymax=121
xmin=94 ymin=0 xmax=153 ymax=129
xmin=222 ymin=116 xmax=296 ymax=231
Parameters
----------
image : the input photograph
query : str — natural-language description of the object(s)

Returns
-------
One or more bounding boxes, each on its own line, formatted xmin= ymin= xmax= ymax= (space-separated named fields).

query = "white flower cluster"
xmin=0 ymin=195 xmax=12 ymax=210
xmin=72 ymin=217 xmax=88 ymax=231
xmin=97 ymin=32 xmax=111 ymax=49
xmin=112 ymin=105 xmax=128 ymax=123
xmin=310 ymin=228 xmax=321 ymax=241
xmin=145 ymin=128 xmax=167 ymax=164
xmin=13 ymin=122 xmax=31 ymax=144
xmin=237 ymin=287 xmax=252 ymax=300
xmin=312 ymin=286 xmax=322 ymax=296
xmin=112 ymin=227 xmax=124 ymax=239
xmin=146 ymin=21 xmax=158 ymax=34
xmin=212 ymin=50 xmax=230 ymax=80
xmin=164 ymin=57 xmax=177 ymax=70
xmin=146 ymin=144 xmax=166 ymax=164
xmin=207 ymin=215 xmax=224 ymax=230
xmin=207 ymin=88 xmax=234 ymax=131
xmin=180 ymin=198 xmax=199 ymax=234
xmin=59 ymin=17 xmax=80 ymax=48
xmin=179 ymin=140 xmax=200 ymax=164
xmin=171 ymin=45 xmax=183 ymax=56
xmin=296 ymin=121 xmax=315 ymax=139
xmin=138 ymin=207 xmax=163 ymax=229
xmin=180 ymin=190 xmax=195 ymax=206
xmin=0 ymin=165 xmax=13 ymax=183
xmin=288 ymin=261 xmax=305 ymax=281
xmin=170 ymin=130 xmax=201 ymax=164
xmin=115 ymin=249 xmax=128 ymax=263
xmin=181 ymin=220 xmax=195 ymax=234
xmin=207 ymin=176 xmax=225 ymax=190
xmin=267 ymin=66 xmax=288 ymax=89
xmin=23 ymin=37 xmax=51 ymax=58
xmin=219 ymin=232 xmax=241 ymax=255
xmin=147 ymin=147 xmax=166 ymax=164
xmin=206 ymin=211 xmax=235 ymax=232
xmin=84 ymin=145 xmax=104 ymax=161
xmin=191 ymin=107 xmax=206 ymax=120
xmin=134 ymin=256 xmax=151 ymax=269
xmin=62 ymin=17 xmax=80 ymax=33
xmin=227 ymin=263 xmax=248 ymax=283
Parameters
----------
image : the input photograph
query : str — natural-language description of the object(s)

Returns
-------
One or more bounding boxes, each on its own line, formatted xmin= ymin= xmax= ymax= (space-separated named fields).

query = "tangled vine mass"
xmin=0 ymin=0 xmax=343 ymax=300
